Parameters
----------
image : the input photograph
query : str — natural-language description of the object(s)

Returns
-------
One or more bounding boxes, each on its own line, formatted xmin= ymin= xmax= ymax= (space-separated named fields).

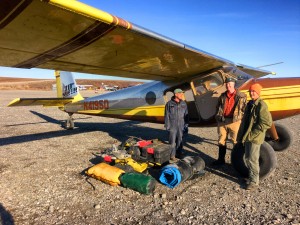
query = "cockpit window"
xmin=192 ymin=72 xmax=223 ymax=95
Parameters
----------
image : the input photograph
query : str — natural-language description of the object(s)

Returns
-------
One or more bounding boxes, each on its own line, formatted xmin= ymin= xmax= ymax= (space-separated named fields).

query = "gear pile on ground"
xmin=85 ymin=138 xmax=206 ymax=194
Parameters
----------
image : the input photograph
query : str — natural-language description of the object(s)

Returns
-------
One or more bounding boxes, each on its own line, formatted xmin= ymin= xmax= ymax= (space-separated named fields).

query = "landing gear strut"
xmin=63 ymin=113 xmax=74 ymax=130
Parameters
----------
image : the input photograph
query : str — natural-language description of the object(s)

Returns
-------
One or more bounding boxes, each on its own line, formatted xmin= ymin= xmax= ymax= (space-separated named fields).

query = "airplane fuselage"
xmin=63 ymin=70 xmax=300 ymax=127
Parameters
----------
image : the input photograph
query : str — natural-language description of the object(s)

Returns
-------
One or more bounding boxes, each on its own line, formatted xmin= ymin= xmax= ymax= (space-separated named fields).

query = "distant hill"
xmin=0 ymin=77 xmax=143 ymax=90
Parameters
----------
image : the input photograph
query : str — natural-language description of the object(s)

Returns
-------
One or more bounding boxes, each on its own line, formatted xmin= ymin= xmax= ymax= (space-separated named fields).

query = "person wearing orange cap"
xmin=213 ymin=77 xmax=247 ymax=166
xmin=237 ymin=83 xmax=273 ymax=190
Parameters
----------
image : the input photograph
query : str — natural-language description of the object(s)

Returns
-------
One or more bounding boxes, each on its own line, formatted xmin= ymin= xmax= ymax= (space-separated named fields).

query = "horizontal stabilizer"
xmin=237 ymin=64 xmax=275 ymax=77
xmin=8 ymin=98 xmax=74 ymax=107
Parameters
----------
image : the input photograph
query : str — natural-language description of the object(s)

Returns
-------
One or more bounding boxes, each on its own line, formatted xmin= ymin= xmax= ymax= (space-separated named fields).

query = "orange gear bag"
xmin=86 ymin=163 xmax=125 ymax=186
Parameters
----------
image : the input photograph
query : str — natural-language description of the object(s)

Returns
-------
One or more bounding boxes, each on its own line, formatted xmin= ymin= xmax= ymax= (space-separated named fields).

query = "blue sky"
xmin=0 ymin=0 xmax=299 ymax=80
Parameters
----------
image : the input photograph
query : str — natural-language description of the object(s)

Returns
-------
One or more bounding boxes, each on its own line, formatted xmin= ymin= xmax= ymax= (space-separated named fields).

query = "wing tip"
xmin=7 ymin=98 xmax=21 ymax=107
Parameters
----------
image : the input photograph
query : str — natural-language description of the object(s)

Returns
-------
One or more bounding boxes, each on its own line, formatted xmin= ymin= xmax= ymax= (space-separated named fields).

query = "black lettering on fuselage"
xmin=84 ymin=100 xmax=109 ymax=110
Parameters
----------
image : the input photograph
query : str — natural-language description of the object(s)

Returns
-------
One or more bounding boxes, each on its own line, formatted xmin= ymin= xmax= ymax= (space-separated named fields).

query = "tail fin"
xmin=55 ymin=70 xmax=83 ymax=101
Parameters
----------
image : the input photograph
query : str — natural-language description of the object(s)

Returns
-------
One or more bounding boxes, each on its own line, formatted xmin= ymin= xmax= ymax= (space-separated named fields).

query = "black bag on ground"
xmin=173 ymin=156 xmax=206 ymax=182
xmin=175 ymin=160 xmax=193 ymax=182
xmin=182 ymin=156 xmax=206 ymax=179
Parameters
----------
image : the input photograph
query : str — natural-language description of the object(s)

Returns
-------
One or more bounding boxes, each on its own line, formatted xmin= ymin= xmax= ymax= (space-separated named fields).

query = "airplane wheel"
xmin=231 ymin=142 xmax=277 ymax=180
xmin=64 ymin=118 xmax=74 ymax=130
xmin=265 ymin=123 xmax=293 ymax=151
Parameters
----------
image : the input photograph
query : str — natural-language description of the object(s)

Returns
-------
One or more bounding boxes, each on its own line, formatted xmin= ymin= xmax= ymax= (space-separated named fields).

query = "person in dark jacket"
xmin=237 ymin=83 xmax=272 ymax=190
xmin=164 ymin=88 xmax=189 ymax=162
xmin=213 ymin=77 xmax=247 ymax=165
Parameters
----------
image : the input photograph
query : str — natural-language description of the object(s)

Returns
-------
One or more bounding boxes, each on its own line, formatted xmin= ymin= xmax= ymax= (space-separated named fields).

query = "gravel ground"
xmin=0 ymin=90 xmax=299 ymax=225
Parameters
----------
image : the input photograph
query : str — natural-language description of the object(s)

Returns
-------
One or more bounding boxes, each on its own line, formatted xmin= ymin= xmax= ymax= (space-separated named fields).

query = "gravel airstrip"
xmin=0 ymin=90 xmax=299 ymax=225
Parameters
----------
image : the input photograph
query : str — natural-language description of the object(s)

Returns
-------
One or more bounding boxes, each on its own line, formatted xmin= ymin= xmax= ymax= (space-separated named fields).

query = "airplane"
xmin=1 ymin=0 xmax=300 ymax=179
xmin=103 ymin=84 xmax=119 ymax=91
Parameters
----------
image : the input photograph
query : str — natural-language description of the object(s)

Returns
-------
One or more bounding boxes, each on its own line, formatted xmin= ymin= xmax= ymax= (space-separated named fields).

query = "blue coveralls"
xmin=164 ymin=97 xmax=189 ymax=158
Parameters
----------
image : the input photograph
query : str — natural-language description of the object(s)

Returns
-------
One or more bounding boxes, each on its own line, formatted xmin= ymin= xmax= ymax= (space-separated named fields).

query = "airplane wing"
xmin=8 ymin=98 xmax=74 ymax=107
xmin=0 ymin=0 xmax=272 ymax=80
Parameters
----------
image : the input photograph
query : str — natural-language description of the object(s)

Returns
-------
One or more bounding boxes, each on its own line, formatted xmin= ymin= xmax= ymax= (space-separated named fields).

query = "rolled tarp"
xmin=159 ymin=165 xmax=182 ymax=189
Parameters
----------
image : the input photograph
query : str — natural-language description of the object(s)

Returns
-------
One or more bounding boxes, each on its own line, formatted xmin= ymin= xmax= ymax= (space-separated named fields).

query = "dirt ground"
xmin=0 ymin=90 xmax=299 ymax=225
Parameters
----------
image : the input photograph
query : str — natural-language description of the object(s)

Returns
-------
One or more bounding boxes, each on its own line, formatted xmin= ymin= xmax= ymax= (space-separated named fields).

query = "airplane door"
xmin=164 ymin=85 xmax=200 ymax=122
xmin=191 ymin=72 xmax=225 ymax=121
xmin=184 ymin=89 xmax=200 ymax=121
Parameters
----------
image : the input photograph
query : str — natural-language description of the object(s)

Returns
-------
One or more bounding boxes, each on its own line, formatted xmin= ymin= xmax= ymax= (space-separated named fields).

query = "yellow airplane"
xmin=1 ymin=0 xmax=300 ymax=179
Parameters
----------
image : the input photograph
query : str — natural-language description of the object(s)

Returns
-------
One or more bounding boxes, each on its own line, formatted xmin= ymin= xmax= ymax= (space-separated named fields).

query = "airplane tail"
xmin=55 ymin=70 xmax=83 ymax=102
xmin=8 ymin=70 xmax=83 ymax=107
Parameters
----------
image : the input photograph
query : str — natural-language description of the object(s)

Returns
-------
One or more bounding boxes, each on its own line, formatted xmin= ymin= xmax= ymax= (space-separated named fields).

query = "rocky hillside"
xmin=0 ymin=77 xmax=143 ymax=90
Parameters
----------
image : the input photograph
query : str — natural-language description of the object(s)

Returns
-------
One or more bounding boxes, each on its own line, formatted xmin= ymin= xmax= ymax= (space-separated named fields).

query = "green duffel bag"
xmin=119 ymin=172 xmax=156 ymax=195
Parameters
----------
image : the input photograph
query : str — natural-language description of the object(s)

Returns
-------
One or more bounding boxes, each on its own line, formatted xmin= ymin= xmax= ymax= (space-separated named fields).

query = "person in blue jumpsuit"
xmin=164 ymin=88 xmax=189 ymax=162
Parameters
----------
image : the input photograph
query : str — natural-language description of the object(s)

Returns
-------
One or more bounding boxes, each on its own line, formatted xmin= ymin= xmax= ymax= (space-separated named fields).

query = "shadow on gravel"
xmin=205 ymin=164 xmax=242 ymax=184
xmin=182 ymin=136 xmax=241 ymax=184
xmin=0 ymin=128 xmax=97 ymax=147
xmin=2 ymin=111 xmax=198 ymax=147
xmin=5 ymin=111 xmax=92 ymax=127
xmin=0 ymin=203 xmax=14 ymax=225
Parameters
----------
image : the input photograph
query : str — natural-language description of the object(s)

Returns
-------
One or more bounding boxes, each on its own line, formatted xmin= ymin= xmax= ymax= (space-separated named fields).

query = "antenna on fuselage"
xmin=257 ymin=62 xmax=283 ymax=68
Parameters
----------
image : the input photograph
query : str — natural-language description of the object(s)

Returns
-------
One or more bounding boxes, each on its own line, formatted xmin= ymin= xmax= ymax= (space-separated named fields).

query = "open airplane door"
xmin=190 ymin=71 xmax=225 ymax=122
xmin=163 ymin=70 xmax=227 ymax=124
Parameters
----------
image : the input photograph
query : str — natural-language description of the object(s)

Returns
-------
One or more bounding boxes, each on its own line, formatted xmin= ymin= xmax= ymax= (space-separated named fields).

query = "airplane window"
xmin=165 ymin=91 xmax=174 ymax=102
xmin=192 ymin=72 xmax=223 ymax=95
xmin=184 ymin=89 xmax=194 ymax=101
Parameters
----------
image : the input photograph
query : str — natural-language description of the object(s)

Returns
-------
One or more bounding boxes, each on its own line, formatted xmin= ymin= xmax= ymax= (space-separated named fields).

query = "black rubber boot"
xmin=176 ymin=151 xmax=184 ymax=159
xmin=211 ymin=145 xmax=226 ymax=166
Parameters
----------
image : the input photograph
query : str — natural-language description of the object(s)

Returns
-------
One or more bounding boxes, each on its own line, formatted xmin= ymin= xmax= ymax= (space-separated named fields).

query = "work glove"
xmin=183 ymin=125 xmax=188 ymax=134
xmin=216 ymin=115 xmax=225 ymax=122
